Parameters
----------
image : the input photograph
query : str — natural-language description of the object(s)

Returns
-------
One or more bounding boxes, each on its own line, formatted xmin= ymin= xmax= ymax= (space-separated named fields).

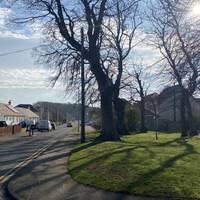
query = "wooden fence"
xmin=0 ymin=125 xmax=22 ymax=137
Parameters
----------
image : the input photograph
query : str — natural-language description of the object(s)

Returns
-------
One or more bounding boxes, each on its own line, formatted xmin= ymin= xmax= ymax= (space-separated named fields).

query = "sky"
xmin=2 ymin=1 xmax=198 ymax=106
xmin=0 ymin=3 xmax=158 ymax=107
xmin=0 ymin=6 xmax=70 ymax=106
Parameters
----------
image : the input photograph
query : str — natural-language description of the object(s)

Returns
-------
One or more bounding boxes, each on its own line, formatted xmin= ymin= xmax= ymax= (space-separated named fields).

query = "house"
xmin=0 ymin=102 xmax=24 ymax=125
xmin=15 ymin=107 xmax=39 ymax=124
xmin=16 ymin=104 xmax=39 ymax=114
xmin=0 ymin=102 xmax=40 ymax=125
xmin=157 ymin=86 xmax=200 ymax=122
xmin=145 ymin=85 xmax=200 ymax=131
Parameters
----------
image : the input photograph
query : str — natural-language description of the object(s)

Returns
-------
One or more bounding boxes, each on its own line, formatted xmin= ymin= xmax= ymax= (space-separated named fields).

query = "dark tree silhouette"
xmin=9 ymin=0 xmax=142 ymax=139
xmin=148 ymin=0 xmax=200 ymax=137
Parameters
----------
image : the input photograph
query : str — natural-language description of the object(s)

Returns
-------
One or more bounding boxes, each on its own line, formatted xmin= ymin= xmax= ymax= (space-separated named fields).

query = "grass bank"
xmin=68 ymin=132 xmax=200 ymax=199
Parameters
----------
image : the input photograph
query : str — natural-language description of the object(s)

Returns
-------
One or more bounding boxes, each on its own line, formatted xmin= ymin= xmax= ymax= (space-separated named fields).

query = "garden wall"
xmin=0 ymin=125 xmax=22 ymax=137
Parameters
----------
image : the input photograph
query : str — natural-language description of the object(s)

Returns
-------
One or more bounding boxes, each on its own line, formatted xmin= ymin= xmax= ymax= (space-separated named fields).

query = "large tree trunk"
xmin=113 ymin=98 xmax=129 ymax=135
xmin=180 ymin=90 xmax=188 ymax=137
xmin=140 ymin=99 xmax=147 ymax=133
xmin=89 ymin=52 xmax=120 ymax=141
xmin=185 ymin=94 xmax=198 ymax=136
xmin=98 ymin=86 xmax=120 ymax=141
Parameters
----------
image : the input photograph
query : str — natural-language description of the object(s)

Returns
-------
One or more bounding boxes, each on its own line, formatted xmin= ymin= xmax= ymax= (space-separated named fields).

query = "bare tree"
xmin=9 ymin=0 xmax=123 ymax=141
xmin=148 ymin=0 xmax=200 ymax=137
xmin=103 ymin=0 xmax=141 ymax=135
xmin=127 ymin=64 xmax=151 ymax=132
xmin=9 ymin=0 xmax=142 ymax=139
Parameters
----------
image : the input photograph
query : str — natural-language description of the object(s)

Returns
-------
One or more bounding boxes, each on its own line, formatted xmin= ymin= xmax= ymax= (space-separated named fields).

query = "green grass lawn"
xmin=68 ymin=132 xmax=200 ymax=199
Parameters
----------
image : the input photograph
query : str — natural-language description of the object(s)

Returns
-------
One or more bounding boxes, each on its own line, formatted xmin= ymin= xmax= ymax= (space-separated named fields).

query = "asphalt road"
xmin=0 ymin=125 xmax=72 ymax=199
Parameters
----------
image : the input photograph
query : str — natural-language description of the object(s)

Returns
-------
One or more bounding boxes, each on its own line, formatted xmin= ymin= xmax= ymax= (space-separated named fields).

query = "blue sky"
xmin=0 ymin=6 xmax=70 ymax=106
xmin=0 ymin=2 xmax=167 ymax=106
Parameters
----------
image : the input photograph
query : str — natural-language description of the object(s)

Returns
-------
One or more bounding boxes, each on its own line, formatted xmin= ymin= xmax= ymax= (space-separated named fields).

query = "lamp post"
xmin=77 ymin=87 xmax=80 ymax=133
xmin=80 ymin=27 xmax=85 ymax=143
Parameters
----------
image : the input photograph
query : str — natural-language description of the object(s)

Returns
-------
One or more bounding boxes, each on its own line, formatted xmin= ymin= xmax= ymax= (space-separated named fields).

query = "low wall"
xmin=0 ymin=125 xmax=22 ymax=137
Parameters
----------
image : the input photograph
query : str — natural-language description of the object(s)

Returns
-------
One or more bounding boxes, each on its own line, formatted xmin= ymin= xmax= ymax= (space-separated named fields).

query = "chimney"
xmin=8 ymin=100 xmax=12 ymax=105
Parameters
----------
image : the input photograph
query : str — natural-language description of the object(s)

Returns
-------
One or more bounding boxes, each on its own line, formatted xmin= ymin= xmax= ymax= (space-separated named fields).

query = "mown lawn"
xmin=68 ymin=132 xmax=200 ymax=199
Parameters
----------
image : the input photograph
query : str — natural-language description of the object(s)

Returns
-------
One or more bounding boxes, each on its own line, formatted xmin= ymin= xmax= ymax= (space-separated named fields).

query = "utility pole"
xmin=173 ymin=83 xmax=177 ymax=122
xmin=81 ymin=27 xmax=85 ymax=143
xmin=47 ymin=107 xmax=50 ymax=121
xmin=77 ymin=88 xmax=80 ymax=133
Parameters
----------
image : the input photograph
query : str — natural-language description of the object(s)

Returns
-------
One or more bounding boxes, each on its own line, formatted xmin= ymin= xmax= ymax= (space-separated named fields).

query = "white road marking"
xmin=0 ymin=140 xmax=55 ymax=184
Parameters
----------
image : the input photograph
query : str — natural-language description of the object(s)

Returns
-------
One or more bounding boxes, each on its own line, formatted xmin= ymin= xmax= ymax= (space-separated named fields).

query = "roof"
xmin=157 ymin=85 xmax=181 ymax=105
xmin=0 ymin=103 xmax=23 ymax=117
xmin=16 ymin=104 xmax=38 ymax=113
xmin=15 ymin=107 xmax=39 ymax=118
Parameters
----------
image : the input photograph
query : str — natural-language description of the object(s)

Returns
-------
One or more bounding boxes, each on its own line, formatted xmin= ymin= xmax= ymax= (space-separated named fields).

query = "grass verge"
xmin=68 ymin=132 xmax=200 ymax=199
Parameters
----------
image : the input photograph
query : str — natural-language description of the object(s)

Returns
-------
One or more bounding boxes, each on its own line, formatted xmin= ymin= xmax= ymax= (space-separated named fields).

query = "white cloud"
xmin=0 ymin=67 xmax=52 ymax=89
xmin=0 ymin=7 xmax=11 ymax=25
xmin=0 ymin=67 xmax=70 ymax=105
xmin=0 ymin=30 xmax=30 ymax=39
xmin=0 ymin=7 xmax=30 ymax=39
xmin=0 ymin=6 xmax=43 ymax=40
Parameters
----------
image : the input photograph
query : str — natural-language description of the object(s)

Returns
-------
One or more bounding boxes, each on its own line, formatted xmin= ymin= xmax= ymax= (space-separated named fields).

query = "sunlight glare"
xmin=192 ymin=3 xmax=200 ymax=15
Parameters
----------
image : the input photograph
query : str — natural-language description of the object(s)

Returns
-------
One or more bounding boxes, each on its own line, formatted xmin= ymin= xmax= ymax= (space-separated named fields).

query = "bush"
xmin=125 ymin=104 xmax=141 ymax=132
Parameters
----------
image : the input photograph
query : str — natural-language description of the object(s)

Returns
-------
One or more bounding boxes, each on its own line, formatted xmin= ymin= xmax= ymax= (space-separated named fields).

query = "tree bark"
xmin=185 ymin=94 xmax=198 ymax=136
xmin=180 ymin=89 xmax=188 ymax=137
xmin=98 ymin=86 xmax=120 ymax=141
xmin=140 ymin=99 xmax=147 ymax=133
xmin=113 ymin=98 xmax=129 ymax=135
xmin=89 ymin=46 xmax=120 ymax=141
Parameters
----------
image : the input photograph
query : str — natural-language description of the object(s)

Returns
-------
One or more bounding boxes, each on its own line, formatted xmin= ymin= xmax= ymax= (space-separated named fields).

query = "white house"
xmin=0 ymin=103 xmax=24 ymax=125
xmin=0 ymin=102 xmax=40 ymax=125
xmin=15 ymin=107 xmax=39 ymax=124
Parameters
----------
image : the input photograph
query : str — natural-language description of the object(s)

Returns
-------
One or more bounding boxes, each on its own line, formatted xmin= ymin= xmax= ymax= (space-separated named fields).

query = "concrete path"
xmin=7 ymin=132 xmax=172 ymax=200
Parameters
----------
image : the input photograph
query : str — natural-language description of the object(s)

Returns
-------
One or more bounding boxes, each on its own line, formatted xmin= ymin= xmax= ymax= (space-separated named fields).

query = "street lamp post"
xmin=80 ymin=27 xmax=85 ymax=143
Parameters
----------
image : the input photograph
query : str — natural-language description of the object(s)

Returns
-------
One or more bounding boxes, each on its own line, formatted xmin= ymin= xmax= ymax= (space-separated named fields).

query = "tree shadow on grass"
xmin=155 ymin=138 xmax=186 ymax=147
xmin=70 ymin=137 xmax=199 ymax=199
xmin=70 ymin=135 xmax=159 ymax=168
xmin=71 ymin=140 xmax=103 ymax=154
xmin=69 ymin=143 xmax=154 ymax=173
xmin=126 ymin=140 xmax=197 ymax=191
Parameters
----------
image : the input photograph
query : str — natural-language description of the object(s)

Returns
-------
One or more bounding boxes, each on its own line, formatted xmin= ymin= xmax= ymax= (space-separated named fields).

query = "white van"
xmin=37 ymin=120 xmax=52 ymax=132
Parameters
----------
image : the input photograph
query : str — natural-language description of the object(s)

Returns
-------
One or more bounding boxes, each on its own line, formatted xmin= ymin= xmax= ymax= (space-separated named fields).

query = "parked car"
xmin=67 ymin=122 xmax=72 ymax=127
xmin=19 ymin=121 xmax=26 ymax=128
xmin=38 ymin=120 xmax=52 ymax=132
xmin=0 ymin=121 xmax=7 ymax=127
xmin=19 ymin=119 xmax=34 ymax=129
xmin=51 ymin=122 xmax=56 ymax=130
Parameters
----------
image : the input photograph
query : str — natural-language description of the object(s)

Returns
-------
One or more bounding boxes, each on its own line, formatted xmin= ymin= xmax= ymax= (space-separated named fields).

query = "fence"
xmin=0 ymin=125 xmax=22 ymax=137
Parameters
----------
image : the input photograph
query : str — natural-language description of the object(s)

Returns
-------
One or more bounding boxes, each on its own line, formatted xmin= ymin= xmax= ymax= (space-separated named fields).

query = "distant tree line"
xmin=34 ymin=101 xmax=101 ymax=124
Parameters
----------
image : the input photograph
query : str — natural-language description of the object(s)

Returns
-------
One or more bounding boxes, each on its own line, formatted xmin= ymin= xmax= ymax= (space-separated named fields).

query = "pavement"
xmin=4 ymin=129 xmax=173 ymax=200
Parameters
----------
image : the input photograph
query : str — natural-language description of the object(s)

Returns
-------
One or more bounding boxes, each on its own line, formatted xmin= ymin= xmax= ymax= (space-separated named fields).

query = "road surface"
xmin=0 ymin=125 xmax=72 ymax=199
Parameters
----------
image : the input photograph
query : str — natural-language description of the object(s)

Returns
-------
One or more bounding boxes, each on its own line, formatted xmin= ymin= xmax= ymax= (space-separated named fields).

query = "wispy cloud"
xmin=0 ymin=6 xmax=43 ymax=40
xmin=0 ymin=67 xmax=69 ymax=105
xmin=0 ymin=7 xmax=11 ymax=25
xmin=0 ymin=67 xmax=53 ymax=89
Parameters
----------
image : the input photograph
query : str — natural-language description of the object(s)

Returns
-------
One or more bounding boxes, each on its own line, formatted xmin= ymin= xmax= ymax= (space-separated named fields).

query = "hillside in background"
xmin=33 ymin=101 xmax=101 ymax=124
